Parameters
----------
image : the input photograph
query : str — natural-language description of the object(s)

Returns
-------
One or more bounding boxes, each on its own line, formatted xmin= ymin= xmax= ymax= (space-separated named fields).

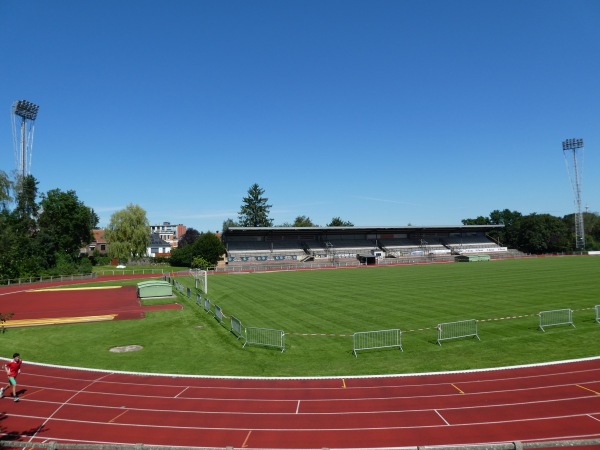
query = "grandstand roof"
xmin=222 ymin=225 xmax=503 ymax=240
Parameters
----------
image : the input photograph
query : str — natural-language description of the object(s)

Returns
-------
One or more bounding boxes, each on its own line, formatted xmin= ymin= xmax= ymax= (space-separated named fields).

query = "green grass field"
xmin=2 ymin=256 xmax=599 ymax=377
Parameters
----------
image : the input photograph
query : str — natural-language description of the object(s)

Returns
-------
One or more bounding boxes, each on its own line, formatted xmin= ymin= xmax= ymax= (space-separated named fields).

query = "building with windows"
xmin=149 ymin=222 xmax=187 ymax=248
xmin=147 ymin=233 xmax=171 ymax=258
xmin=81 ymin=229 xmax=109 ymax=256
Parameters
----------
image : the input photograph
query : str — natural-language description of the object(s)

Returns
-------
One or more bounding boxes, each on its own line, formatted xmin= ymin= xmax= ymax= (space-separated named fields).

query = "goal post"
xmin=190 ymin=268 xmax=208 ymax=294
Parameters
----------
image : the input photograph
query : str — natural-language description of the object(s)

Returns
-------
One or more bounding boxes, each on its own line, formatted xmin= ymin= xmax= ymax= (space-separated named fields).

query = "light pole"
xmin=562 ymin=138 xmax=585 ymax=250
xmin=12 ymin=100 xmax=40 ymax=178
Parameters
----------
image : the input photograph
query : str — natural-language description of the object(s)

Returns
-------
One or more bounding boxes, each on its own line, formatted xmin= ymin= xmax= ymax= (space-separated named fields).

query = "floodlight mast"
xmin=12 ymin=100 xmax=40 ymax=178
xmin=562 ymin=138 xmax=585 ymax=250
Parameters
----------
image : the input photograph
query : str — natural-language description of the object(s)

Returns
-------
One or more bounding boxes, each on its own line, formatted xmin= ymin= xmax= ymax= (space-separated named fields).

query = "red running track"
xmin=1 ymin=358 xmax=600 ymax=448
xmin=0 ymin=276 xmax=181 ymax=322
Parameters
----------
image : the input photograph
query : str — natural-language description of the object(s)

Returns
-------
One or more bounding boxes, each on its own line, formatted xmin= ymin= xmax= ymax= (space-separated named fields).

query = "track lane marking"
xmin=434 ymin=409 xmax=450 ymax=425
xmin=577 ymin=385 xmax=600 ymax=395
xmin=29 ymin=286 xmax=122 ymax=292
xmin=109 ymin=409 xmax=129 ymax=423
xmin=451 ymin=384 xmax=465 ymax=394
xmin=241 ymin=430 xmax=252 ymax=448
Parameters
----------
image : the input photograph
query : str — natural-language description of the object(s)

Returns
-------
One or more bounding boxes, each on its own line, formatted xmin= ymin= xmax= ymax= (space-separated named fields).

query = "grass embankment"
xmin=2 ymin=257 xmax=599 ymax=377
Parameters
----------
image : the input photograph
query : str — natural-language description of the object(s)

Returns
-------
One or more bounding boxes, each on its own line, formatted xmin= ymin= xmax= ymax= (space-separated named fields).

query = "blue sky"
xmin=1 ymin=1 xmax=599 ymax=232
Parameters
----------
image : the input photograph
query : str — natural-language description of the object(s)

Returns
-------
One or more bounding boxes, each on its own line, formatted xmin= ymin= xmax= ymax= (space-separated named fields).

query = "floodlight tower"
xmin=12 ymin=100 xmax=40 ymax=178
xmin=562 ymin=138 xmax=585 ymax=250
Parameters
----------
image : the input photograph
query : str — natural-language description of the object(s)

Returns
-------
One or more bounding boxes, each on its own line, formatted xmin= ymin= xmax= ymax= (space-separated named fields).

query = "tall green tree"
xmin=327 ymin=217 xmax=354 ymax=226
xmin=488 ymin=209 xmax=522 ymax=248
xmin=0 ymin=170 xmax=12 ymax=210
xmin=178 ymin=228 xmax=201 ymax=248
xmin=169 ymin=231 xmax=225 ymax=267
xmin=222 ymin=218 xmax=239 ymax=232
xmin=37 ymin=189 xmax=96 ymax=261
xmin=291 ymin=215 xmax=317 ymax=227
xmin=12 ymin=174 xmax=39 ymax=236
xmin=461 ymin=215 xmax=490 ymax=225
xmin=515 ymin=213 xmax=570 ymax=254
xmin=105 ymin=204 xmax=150 ymax=260
xmin=192 ymin=232 xmax=225 ymax=265
xmin=238 ymin=183 xmax=273 ymax=227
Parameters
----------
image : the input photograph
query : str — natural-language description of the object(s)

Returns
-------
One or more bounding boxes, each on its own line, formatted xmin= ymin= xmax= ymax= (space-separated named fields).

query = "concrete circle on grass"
xmin=109 ymin=345 xmax=143 ymax=353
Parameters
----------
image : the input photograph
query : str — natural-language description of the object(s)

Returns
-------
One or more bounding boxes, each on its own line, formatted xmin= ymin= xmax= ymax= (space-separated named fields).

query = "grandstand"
xmin=221 ymin=225 xmax=507 ymax=264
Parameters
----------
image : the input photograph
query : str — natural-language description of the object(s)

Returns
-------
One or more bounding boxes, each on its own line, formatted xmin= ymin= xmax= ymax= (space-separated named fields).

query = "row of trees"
xmin=0 ymin=172 xmax=98 ymax=280
xmin=462 ymin=209 xmax=600 ymax=253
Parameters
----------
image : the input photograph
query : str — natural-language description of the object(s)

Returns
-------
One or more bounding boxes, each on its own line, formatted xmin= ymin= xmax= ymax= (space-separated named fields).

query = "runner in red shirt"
xmin=1 ymin=353 xmax=22 ymax=402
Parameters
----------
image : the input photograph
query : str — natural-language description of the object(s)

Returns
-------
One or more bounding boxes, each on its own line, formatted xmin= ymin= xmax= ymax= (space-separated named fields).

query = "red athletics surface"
xmin=0 ymin=275 xmax=181 ymax=322
xmin=0 ymin=358 xmax=600 ymax=448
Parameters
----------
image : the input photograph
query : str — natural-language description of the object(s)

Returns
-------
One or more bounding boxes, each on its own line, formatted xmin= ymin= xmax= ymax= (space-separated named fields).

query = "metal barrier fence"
xmin=203 ymin=297 xmax=212 ymax=314
xmin=538 ymin=308 xmax=575 ymax=332
xmin=214 ymin=304 xmax=223 ymax=323
xmin=244 ymin=327 xmax=285 ymax=352
xmin=353 ymin=329 xmax=402 ymax=357
xmin=596 ymin=305 xmax=600 ymax=324
xmin=2 ymin=438 xmax=600 ymax=450
xmin=437 ymin=319 xmax=480 ymax=345
xmin=0 ymin=272 xmax=97 ymax=286
xmin=230 ymin=316 xmax=244 ymax=341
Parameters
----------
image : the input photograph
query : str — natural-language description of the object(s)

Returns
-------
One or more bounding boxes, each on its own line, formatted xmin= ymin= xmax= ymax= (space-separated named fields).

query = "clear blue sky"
xmin=1 ymin=1 xmax=599 ymax=232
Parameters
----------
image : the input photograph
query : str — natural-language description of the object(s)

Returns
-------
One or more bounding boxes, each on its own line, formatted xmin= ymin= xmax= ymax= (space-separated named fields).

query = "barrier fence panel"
xmin=230 ymin=316 xmax=245 ymax=342
xmin=203 ymin=297 xmax=212 ymax=314
xmin=596 ymin=305 xmax=600 ymax=324
xmin=195 ymin=293 xmax=202 ymax=307
xmin=186 ymin=287 xmax=191 ymax=298
xmin=215 ymin=304 xmax=223 ymax=324
xmin=244 ymin=327 xmax=285 ymax=352
xmin=437 ymin=319 xmax=480 ymax=345
xmin=353 ymin=329 xmax=402 ymax=357
xmin=538 ymin=309 xmax=575 ymax=332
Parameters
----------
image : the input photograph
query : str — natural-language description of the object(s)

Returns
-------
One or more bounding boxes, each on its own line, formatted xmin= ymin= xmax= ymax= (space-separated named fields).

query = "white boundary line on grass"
xmin=3 ymin=355 xmax=600 ymax=381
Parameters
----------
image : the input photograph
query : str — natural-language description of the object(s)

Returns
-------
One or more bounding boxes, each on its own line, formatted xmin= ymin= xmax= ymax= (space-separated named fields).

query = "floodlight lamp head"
xmin=13 ymin=100 xmax=39 ymax=121
xmin=562 ymin=138 xmax=584 ymax=151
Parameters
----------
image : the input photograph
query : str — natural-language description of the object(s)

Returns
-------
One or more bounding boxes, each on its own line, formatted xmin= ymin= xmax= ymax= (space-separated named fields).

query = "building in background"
xmin=147 ymin=233 xmax=171 ymax=258
xmin=149 ymin=222 xmax=187 ymax=248
xmin=81 ymin=229 xmax=109 ymax=256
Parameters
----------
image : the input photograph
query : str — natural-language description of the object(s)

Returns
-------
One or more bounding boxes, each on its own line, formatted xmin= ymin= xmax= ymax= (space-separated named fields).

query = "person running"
xmin=0 ymin=353 xmax=22 ymax=402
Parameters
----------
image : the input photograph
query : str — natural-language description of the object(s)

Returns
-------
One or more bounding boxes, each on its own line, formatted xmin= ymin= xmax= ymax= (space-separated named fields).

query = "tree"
xmin=178 ymin=228 xmax=201 ymax=248
xmin=238 ymin=183 xmax=273 ymax=227
xmin=327 ymin=217 xmax=354 ymax=227
xmin=515 ymin=213 xmax=570 ymax=254
xmin=37 ymin=189 xmax=95 ymax=260
xmin=461 ymin=216 xmax=490 ymax=225
xmin=168 ymin=243 xmax=194 ymax=267
xmin=105 ymin=204 xmax=150 ymax=260
xmin=192 ymin=232 xmax=225 ymax=265
xmin=169 ymin=231 xmax=225 ymax=267
xmin=0 ymin=170 xmax=11 ymax=211
xmin=222 ymin=218 xmax=239 ymax=232
xmin=289 ymin=215 xmax=316 ymax=227
xmin=488 ymin=209 xmax=522 ymax=248
xmin=12 ymin=174 xmax=39 ymax=236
